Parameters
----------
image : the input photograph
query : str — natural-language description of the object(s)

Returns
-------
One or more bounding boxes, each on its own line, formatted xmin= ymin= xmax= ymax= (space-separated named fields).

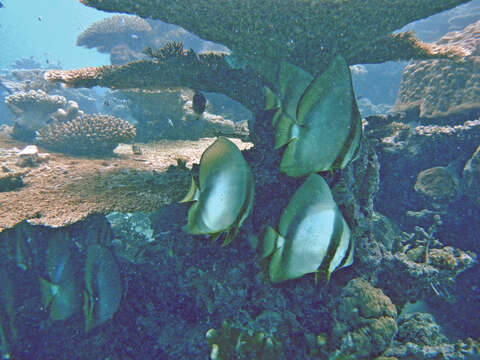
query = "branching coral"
xmin=36 ymin=114 xmax=136 ymax=156
xmin=5 ymin=90 xmax=68 ymax=140
xmin=142 ymin=41 xmax=187 ymax=61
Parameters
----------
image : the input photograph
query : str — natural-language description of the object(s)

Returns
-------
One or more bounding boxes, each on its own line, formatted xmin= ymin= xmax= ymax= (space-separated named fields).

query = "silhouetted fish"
xmin=192 ymin=90 xmax=206 ymax=115
xmin=0 ymin=2 xmax=4 ymax=8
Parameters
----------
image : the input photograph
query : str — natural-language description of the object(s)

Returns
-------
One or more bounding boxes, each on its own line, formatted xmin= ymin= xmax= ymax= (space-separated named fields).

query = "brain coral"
xmin=393 ymin=20 xmax=480 ymax=122
xmin=77 ymin=15 xmax=152 ymax=53
xmin=36 ymin=114 xmax=136 ymax=156
xmin=331 ymin=278 xmax=398 ymax=359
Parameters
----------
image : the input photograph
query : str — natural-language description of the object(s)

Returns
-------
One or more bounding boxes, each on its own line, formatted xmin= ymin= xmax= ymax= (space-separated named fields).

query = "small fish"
xmin=0 ymin=2 xmax=4 ymax=8
xmin=103 ymin=99 xmax=110 ymax=107
xmin=38 ymin=16 xmax=42 ymax=22
xmin=192 ymin=90 xmax=207 ymax=115
xmin=130 ymin=34 xmax=138 ymax=39
xmin=167 ymin=118 xmax=174 ymax=127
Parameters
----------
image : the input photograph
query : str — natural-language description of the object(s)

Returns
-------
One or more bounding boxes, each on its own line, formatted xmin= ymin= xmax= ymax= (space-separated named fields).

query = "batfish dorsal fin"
xmin=296 ymin=55 xmax=350 ymax=126
xmin=277 ymin=62 xmax=313 ymax=122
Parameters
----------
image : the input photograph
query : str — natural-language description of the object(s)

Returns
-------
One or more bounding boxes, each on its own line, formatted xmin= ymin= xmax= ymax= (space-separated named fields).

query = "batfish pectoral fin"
xmin=39 ymin=277 xmax=57 ymax=309
xmin=259 ymin=226 xmax=284 ymax=283
xmin=263 ymin=86 xmax=280 ymax=111
xmin=274 ymin=112 xmax=299 ymax=150
xmin=261 ymin=226 xmax=281 ymax=259
xmin=179 ymin=175 xmax=199 ymax=203
xmin=209 ymin=231 xmax=223 ymax=243
xmin=222 ymin=226 xmax=239 ymax=247
xmin=277 ymin=62 xmax=313 ymax=124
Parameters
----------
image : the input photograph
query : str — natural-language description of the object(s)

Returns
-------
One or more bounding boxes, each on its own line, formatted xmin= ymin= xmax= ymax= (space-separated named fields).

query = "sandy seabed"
xmin=0 ymin=132 xmax=251 ymax=232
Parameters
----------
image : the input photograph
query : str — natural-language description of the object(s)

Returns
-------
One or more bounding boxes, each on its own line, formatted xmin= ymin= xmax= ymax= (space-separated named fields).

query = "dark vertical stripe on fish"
xmin=317 ymin=210 xmax=344 ymax=277
xmin=337 ymin=227 xmax=354 ymax=269
xmin=331 ymin=92 xmax=361 ymax=170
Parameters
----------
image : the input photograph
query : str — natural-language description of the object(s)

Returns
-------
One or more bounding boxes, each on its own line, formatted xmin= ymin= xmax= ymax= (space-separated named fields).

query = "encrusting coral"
xmin=329 ymin=278 xmax=398 ymax=359
xmin=36 ymin=114 xmax=136 ymax=156
xmin=393 ymin=20 xmax=480 ymax=122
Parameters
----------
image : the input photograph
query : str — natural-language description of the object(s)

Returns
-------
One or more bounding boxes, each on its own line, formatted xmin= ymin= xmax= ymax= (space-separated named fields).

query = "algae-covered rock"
xmin=414 ymin=166 xmax=460 ymax=207
xmin=205 ymin=321 xmax=285 ymax=360
xmin=330 ymin=278 xmax=397 ymax=359
xmin=385 ymin=312 xmax=480 ymax=360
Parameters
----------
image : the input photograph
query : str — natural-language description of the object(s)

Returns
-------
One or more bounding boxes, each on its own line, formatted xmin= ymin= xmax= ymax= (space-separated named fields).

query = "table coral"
xmin=77 ymin=15 xmax=152 ymax=54
xmin=393 ymin=20 xmax=480 ymax=123
xmin=35 ymin=114 xmax=136 ymax=156
xmin=5 ymin=90 xmax=67 ymax=140
xmin=78 ymin=0 xmax=469 ymax=77
xmin=46 ymin=1 xmax=471 ymax=116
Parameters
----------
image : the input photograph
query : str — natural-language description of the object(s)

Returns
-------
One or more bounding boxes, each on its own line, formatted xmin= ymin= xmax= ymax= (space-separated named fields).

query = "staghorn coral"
xmin=330 ymin=278 xmax=398 ymax=359
xmin=379 ymin=245 xmax=477 ymax=304
xmin=77 ymin=15 xmax=152 ymax=53
xmin=36 ymin=114 xmax=136 ymax=156
xmin=393 ymin=20 xmax=480 ymax=123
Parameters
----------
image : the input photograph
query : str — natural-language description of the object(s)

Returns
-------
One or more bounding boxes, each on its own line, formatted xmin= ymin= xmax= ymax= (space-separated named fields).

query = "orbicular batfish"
xmin=265 ymin=55 xmax=362 ymax=177
xmin=261 ymin=174 xmax=353 ymax=283
xmin=181 ymin=137 xmax=254 ymax=246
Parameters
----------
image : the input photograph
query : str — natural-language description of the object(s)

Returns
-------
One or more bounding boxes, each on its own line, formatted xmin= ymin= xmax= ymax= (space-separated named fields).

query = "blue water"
xmin=0 ymin=0 xmax=110 ymax=69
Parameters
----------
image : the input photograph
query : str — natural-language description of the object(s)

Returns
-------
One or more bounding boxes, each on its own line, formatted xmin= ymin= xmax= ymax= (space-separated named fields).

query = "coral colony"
xmin=0 ymin=0 xmax=479 ymax=359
